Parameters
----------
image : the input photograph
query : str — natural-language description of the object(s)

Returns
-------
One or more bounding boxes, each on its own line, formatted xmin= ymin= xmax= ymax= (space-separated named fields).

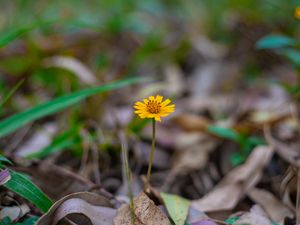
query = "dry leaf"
xmin=234 ymin=205 xmax=272 ymax=225
xmin=37 ymin=192 xmax=115 ymax=225
xmin=191 ymin=146 xmax=273 ymax=212
xmin=114 ymin=192 xmax=171 ymax=225
xmin=248 ymin=188 xmax=293 ymax=223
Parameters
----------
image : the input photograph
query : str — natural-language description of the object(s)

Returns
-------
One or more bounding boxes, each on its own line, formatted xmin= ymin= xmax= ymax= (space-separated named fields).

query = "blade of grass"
xmin=4 ymin=170 xmax=52 ymax=213
xmin=0 ymin=19 xmax=58 ymax=48
xmin=0 ymin=77 xmax=150 ymax=138
xmin=0 ymin=79 xmax=25 ymax=109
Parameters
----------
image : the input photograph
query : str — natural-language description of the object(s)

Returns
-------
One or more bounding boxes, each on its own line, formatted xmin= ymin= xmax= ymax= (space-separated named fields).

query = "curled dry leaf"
xmin=248 ymin=188 xmax=293 ymax=223
xmin=191 ymin=146 xmax=273 ymax=212
xmin=37 ymin=192 xmax=115 ymax=225
xmin=114 ymin=192 xmax=171 ymax=225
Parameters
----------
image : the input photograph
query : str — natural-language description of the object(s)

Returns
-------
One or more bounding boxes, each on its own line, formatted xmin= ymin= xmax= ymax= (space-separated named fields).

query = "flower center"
xmin=146 ymin=100 xmax=161 ymax=114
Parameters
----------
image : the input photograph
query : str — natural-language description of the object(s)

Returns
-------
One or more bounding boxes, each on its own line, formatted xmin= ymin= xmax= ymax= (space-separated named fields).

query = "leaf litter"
xmin=0 ymin=2 xmax=300 ymax=225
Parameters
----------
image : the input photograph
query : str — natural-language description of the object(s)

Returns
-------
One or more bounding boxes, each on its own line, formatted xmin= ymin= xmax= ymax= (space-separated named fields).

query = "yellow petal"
xmin=149 ymin=96 xmax=155 ymax=101
xmin=143 ymin=99 xmax=149 ymax=104
xmin=155 ymin=116 xmax=161 ymax=121
xmin=135 ymin=101 xmax=145 ymax=106
xmin=156 ymin=95 xmax=163 ymax=103
xmin=134 ymin=105 xmax=145 ymax=109
xmin=135 ymin=110 xmax=145 ymax=114
xmin=161 ymin=99 xmax=171 ymax=106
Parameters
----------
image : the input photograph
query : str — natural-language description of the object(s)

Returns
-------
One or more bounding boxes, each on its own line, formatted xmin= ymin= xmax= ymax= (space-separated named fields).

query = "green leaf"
xmin=0 ymin=217 xmax=12 ymax=225
xmin=0 ymin=155 xmax=12 ymax=166
xmin=0 ymin=216 xmax=38 ymax=225
xmin=256 ymin=35 xmax=296 ymax=49
xmin=0 ymin=77 xmax=150 ymax=138
xmin=0 ymin=20 xmax=57 ymax=48
xmin=128 ymin=117 xmax=151 ymax=134
xmin=279 ymin=49 xmax=300 ymax=66
xmin=230 ymin=152 xmax=246 ymax=167
xmin=26 ymin=128 xmax=80 ymax=159
xmin=225 ymin=216 xmax=240 ymax=224
xmin=4 ymin=170 xmax=52 ymax=213
xmin=16 ymin=216 xmax=39 ymax=225
xmin=161 ymin=192 xmax=190 ymax=225
xmin=207 ymin=125 xmax=239 ymax=142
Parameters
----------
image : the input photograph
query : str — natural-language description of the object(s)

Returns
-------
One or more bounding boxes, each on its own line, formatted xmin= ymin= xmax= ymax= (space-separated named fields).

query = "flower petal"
xmin=149 ymin=96 xmax=155 ymax=101
xmin=135 ymin=106 xmax=144 ymax=110
xmin=156 ymin=95 xmax=163 ymax=103
xmin=155 ymin=116 xmax=161 ymax=121
xmin=161 ymin=99 xmax=171 ymax=106
xmin=135 ymin=101 xmax=145 ymax=106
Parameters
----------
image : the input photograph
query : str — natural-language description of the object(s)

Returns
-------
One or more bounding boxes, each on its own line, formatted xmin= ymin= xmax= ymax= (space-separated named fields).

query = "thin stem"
xmin=119 ymin=132 xmax=136 ymax=225
xmin=146 ymin=118 xmax=156 ymax=184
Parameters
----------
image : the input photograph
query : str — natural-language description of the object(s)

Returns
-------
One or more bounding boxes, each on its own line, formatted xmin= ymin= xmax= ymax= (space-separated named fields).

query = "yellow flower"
xmin=134 ymin=95 xmax=175 ymax=122
xmin=295 ymin=6 xmax=300 ymax=19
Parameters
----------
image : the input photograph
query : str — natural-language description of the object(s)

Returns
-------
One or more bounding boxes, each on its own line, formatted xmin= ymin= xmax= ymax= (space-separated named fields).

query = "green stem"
xmin=146 ymin=118 xmax=156 ymax=184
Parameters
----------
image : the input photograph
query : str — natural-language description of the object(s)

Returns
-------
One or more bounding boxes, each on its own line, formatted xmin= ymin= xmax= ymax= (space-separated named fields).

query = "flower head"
xmin=295 ymin=6 xmax=300 ymax=19
xmin=134 ymin=95 xmax=175 ymax=121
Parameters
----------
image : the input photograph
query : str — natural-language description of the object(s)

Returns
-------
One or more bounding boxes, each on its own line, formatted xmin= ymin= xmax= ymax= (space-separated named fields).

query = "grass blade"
xmin=0 ymin=79 xmax=25 ymax=110
xmin=4 ymin=170 xmax=52 ymax=213
xmin=0 ymin=77 xmax=149 ymax=138
xmin=0 ymin=20 xmax=57 ymax=48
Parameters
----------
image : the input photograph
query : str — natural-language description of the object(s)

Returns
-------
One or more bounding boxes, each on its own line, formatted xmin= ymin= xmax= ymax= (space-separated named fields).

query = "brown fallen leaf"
xmin=114 ymin=192 xmax=171 ymax=225
xmin=248 ymin=188 xmax=293 ymax=223
xmin=191 ymin=146 xmax=273 ymax=212
xmin=114 ymin=204 xmax=144 ymax=225
xmin=37 ymin=192 xmax=115 ymax=225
